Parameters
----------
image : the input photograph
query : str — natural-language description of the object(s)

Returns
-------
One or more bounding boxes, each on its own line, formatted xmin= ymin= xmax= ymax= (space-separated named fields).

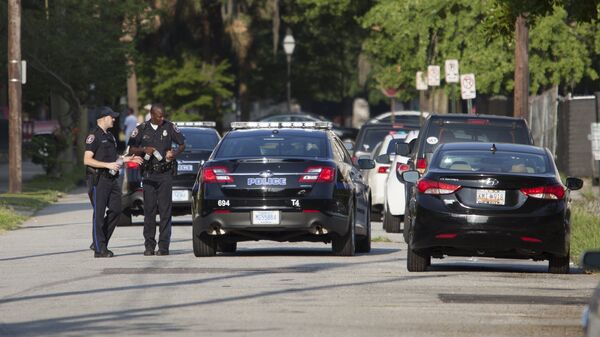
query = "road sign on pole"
xmin=427 ymin=65 xmax=440 ymax=86
xmin=445 ymin=59 xmax=459 ymax=83
xmin=460 ymin=74 xmax=476 ymax=100
xmin=416 ymin=71 xmax=427 ymax=91
xmin=591 ymin=123 xmax=600 ymax=160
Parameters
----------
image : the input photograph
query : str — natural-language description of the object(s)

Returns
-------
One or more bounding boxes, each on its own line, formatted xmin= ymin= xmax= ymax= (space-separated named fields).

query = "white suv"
xmin=382 ymin=130 xmax=419 ymax=233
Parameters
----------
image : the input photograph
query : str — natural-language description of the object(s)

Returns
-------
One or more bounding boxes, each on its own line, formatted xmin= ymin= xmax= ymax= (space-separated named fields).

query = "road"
xmin=0 ymin=189 xmax=597 ymax=337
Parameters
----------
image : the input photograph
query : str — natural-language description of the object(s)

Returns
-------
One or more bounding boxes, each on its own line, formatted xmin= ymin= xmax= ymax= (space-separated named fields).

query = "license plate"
xmin=172 ymin=190 xmax=190 ymax=202
xmin=178 ymin=164 xmax=193 ymax=172
xmin=476 ymin=189 xmax=506 ymax=205
xmin=252 ymin=211 xmax=280 ymax=225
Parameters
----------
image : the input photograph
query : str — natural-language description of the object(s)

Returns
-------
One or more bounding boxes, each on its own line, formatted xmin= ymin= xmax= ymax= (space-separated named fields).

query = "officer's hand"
xmin=144 ymin=146 xmax=156 ymax=155
xmin=106 ymin=162 xmax=121 ymax=171
xmin=124 ymin=155 xmax=143 ymax=165
xmin=166 ymin=150 xmax=175 ymax=161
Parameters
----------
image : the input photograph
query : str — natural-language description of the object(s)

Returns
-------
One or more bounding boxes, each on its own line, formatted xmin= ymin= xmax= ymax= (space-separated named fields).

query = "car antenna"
xmin=490 ymin=143 xmax=497 ymax=153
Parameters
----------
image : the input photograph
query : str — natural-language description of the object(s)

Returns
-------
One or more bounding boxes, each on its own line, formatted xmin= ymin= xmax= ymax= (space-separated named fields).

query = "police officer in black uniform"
xmin=84 ymin=107 xmax=142 ymax=258
xmin=127 ymin=104 xmax=185 ymax=256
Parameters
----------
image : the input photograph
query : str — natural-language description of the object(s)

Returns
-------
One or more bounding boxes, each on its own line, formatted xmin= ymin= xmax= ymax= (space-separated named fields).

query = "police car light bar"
xmin=174 ymin=121 xmax=216 ymax=127
xmin=230 ymin=121 xmax=332 ymax=130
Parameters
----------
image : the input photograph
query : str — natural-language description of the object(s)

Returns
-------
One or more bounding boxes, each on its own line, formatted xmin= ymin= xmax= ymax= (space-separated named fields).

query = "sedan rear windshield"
xmin=432 ymin=150 xmax=552 ymax=174
xmin=215 ymin=135 xmax=328 ymax=159
xmin=181 ymin=130 xmax=219 ymax=150
xmin=423 ymin=120 xmax=531 ymax=154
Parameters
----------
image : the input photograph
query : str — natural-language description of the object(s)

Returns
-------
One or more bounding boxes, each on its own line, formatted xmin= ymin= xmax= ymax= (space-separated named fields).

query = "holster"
xmin=86 ymin=166 xmax=101 ymax=186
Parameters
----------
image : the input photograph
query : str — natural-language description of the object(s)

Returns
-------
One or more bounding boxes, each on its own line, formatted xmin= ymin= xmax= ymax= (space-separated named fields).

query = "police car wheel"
xmin=217 ymin=242 xmax=237 ymax=254
xmin=332 ymin=200 xmax=356 ymax=256
xmin=193 ymin=232 xmax=217 ymax=257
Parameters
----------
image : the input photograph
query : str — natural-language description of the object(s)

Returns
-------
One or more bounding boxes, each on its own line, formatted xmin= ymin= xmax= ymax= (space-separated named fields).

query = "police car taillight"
xmin=202 ymin=166 xmax=233 ymax=183
xmin=298 ymin=166 xmax=335 ymax=183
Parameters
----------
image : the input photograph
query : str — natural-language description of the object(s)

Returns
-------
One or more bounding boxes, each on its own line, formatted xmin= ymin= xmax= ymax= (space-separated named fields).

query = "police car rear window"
xmin=181 ymin=130 xmax=219 ymax=150
xmin=215 ymin=135 xmax=328 ymax=159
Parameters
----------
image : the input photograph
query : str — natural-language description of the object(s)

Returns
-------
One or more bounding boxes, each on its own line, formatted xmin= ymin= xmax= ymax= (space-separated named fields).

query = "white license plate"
xmin=252 ymin=211 xmax=280 ymax=225
xmin=178 ymin=164 xmax=193 ymax=172
xmin=172 ymin=190 xmax=190 ymax=202
xmin=476 ymin=189 xmax=506 ymax=205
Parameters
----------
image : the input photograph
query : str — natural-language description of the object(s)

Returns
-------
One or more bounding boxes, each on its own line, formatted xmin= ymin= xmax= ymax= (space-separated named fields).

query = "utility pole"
xmin=514 ymin=14 xmax=529 ymax=120
xmin=8 ymin=0 xmax=22 ymax=193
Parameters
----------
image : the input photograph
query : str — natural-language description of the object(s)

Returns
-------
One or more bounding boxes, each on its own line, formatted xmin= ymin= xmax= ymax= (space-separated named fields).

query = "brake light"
xmin=126 ymin=161 xmax=139 ymax=169
xmin=202 ymin=166 xmax=233 ymax=183
xmin=416 ymin=158 xmax=427 ymax=174
xmin=417 ymin=179 xmax=461 ymax=195
xmin=520 ymin=184 xmax=565 ymax=200
xmin=378 ymin=166 xmax=390 ymax=174
xmin=435 ymin=233 xmax=457 ymax=239
xmin=396 ymin=163 xmax=410 ymax=172
xmin=467 ymin=119 xmax=489 ymax=125
xmin=299 ymin=166 xmax=335 ymax=183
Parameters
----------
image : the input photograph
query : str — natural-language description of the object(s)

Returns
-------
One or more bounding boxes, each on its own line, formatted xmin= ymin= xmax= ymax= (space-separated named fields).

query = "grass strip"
xmin=571 ymin=202 xmax=600 ymax=264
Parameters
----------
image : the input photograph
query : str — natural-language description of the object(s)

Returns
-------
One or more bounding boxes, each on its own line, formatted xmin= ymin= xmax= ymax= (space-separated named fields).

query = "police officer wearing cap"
xmin=84 ymin=107 xmax=143 ymax=258
xmin=127 ymin=104 xmax=185 ymax=256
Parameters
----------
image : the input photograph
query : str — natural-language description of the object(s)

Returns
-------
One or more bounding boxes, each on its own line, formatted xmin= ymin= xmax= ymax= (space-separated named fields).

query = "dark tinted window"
xmin=432 ymin=150 xmax=551 ymax=174
xmin=358 ymin=127 xmax=416 ymax=153
xmin=386 ymin=138 xmax=408 ymax=155
xmin=423 ymin=119 xmax=531 ymax=155
xmin=215 ymin=135 xmax=328 ymax=159
xmin=181 ymin=129 xmax=219 ymax=150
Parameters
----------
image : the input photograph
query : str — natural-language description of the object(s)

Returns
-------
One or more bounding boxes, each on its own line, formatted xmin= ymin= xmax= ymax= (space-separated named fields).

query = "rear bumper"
xmin=411 ymin=202 xmax=569 ymax=258
xmin=194 ymin=210 xmax=348 ymax=240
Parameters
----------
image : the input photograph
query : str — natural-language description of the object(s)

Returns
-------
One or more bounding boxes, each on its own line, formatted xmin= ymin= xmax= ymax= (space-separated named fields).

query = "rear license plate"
xmin=252 ymin=211 xmax=280 ymax=225
xmin=178 ymin=164 xmax=193 ymax=172
xmin=172 ymin=190 xmax=190 ymax=202
xmin=476 ymin=189 xmax=506 ymax=205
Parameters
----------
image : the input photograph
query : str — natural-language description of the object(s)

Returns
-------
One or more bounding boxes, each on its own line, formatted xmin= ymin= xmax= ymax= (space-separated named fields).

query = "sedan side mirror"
xmin=396 ymin=143 xmax=411 ymax=156
xmin=358 ymin=158 xmax=376 ymax=170
xmin=566 ymin=177 xmax=583 ymax=190
xmin=375 ymin=154 xmax=391 ymax=164
xmin=401 ymin=170 xmax=419 ymax=184
xmin=582 ymin=251 xmax=600 ymax=271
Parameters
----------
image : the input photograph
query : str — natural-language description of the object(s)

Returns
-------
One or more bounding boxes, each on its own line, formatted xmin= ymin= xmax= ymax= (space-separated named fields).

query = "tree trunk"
xmin=514 ymin=14 xmax=529 ymax=120
xmin=8 ymin=0 xmax=22 ymax=193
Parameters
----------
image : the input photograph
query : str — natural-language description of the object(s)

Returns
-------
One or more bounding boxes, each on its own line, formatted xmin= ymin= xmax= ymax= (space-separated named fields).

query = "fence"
xmin=529 ymin=86 xmax=558 ymax=155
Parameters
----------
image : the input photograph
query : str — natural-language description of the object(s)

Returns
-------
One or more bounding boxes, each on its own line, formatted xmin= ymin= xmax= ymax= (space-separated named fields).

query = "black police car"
xmin=191 ymin=121 xmax=375 ymax=257
xmin=120 ymin=122 xmax=220 ymax=225
xmin=401 ymin=142 xmax=583 ymax=273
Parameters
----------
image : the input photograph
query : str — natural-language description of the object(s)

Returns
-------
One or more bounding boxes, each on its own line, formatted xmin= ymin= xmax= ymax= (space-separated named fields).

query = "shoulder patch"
xmin=86 ymin=134 xmax=95 ymax=144
xmin=173 ymin=124 xmax=181 ymax=133
xmin=131 ymin=128 xmax=139 ymax=138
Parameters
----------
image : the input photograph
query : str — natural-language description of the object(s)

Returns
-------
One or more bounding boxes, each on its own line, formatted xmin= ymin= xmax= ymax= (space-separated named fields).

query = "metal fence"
xmin=528 ymin=86 xmax=558 ymax=155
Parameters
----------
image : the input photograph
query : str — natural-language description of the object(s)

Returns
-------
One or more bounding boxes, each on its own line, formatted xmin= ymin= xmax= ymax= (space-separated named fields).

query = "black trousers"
xmin=87 ymin=175 xmax=121 ymax=252
xmin=143 ymin=172 xmax=173 ymax=251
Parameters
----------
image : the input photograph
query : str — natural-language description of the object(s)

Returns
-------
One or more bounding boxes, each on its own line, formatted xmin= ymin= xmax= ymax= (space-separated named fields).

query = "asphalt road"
xmin=0 ymin=189 xmax=598 ymax=337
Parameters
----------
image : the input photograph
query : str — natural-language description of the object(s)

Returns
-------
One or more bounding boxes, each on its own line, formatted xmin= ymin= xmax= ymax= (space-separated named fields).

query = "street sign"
xmin=445 ymin=59 xmax=459 ymax=83
xmin=416 ymin=71 xmax=427 ymax=91
xmin=460 ymin=73 xmax=476 ymax=100
xmin=427 ymin=65 xmax=440 ymax=86
xmin=591 ymin=123 xmax=600 ymax=160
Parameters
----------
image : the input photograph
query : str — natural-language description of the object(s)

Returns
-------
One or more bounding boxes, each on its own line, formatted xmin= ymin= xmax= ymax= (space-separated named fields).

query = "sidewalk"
xmin=0 ymin=159 xmax=45 ymax=193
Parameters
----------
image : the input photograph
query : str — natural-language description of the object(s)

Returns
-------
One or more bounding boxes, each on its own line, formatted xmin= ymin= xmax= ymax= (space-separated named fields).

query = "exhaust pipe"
xmin=312 ymin=225 xmax=328 ymax=235
xmin=208 ymin=224 xmax=226 ymax=236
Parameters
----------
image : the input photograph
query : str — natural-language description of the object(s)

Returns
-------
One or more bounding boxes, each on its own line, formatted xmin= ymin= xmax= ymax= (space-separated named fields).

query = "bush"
xmin=26 ymin=133 xmax=68 ymax=175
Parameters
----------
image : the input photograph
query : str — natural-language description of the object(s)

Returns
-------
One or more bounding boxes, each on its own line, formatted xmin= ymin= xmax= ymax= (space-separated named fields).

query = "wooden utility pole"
xmin=8 ymin=0 xmax=22 ymax=193
xmin=514 ymin=14 xmax=529 ymax=120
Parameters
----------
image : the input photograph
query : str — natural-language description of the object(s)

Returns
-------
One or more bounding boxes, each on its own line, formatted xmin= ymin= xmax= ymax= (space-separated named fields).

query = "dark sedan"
xmin=401 ymin=142 xmax=583 ymax=273
xmin=191 ymin=121 xmax=374 ymax=257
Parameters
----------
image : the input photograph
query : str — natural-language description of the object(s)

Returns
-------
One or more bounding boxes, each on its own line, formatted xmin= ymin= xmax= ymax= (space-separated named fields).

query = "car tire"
xmin=384 ymin=207 xmax=402 ymax=233
xmin=218 ymin=242 xmax=237 ymax=254
xmin=119 ymin=211 xmax=132 ymax=226
xmin=356 ymin=204 xmax=371 ymax=253
xmin=193 ymin=231 xmax=216 ymax=257
xmin=548 ymin=253 xmax=570 ymax=274
xmin=407 ymin=243 xmax=430 ymax=272
xmin=333 ymin=201 xmax=356 ymax=256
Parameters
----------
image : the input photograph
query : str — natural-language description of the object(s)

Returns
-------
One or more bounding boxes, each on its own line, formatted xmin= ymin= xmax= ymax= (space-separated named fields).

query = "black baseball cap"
xmin=96 ymin=106 xmax=120 ymax=120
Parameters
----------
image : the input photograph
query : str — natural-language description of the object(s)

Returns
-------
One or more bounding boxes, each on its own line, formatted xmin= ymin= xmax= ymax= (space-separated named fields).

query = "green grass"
xmin=371 ymin=236 xmax=393 ymax=243
xmin=571 ymin=202 xmax=600 ymax=264
xmin=0 ymin=165 xmax=83 ymax=232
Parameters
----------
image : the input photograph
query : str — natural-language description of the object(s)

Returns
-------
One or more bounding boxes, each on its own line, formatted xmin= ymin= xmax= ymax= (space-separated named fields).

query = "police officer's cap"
xmin=96 ymin=106 xmax=120 ymax=120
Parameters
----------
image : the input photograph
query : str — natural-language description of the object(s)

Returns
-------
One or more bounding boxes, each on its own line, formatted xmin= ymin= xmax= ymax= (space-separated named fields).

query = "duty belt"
xmin=148 ymin=161 xmax=174 ymax=174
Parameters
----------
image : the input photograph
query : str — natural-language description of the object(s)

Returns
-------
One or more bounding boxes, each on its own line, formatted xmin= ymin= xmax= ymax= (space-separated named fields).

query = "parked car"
xmin=255 ymin=112 xmax=358 ymax=142
xmin=363 ymin=130 xmax=416 ymax=216
xmin=401 ymin=142 xmax=583 ymax=273
xmin=120 ymin=121 xmax=220 ymax=225
xmin=582 ymin=251 xmax=600 ymax=337
xmin=367 ymin=110 xmax=429 ymax=125
xmin=191 ymin=121 xmax=374 ymax=257
xmin=382 ymin=130 xmax=419 ymax=233
xmin=397 ymin=114 xmax=535 ymax=242
xmin=354 ymin=123 xmax=420 ymax=165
